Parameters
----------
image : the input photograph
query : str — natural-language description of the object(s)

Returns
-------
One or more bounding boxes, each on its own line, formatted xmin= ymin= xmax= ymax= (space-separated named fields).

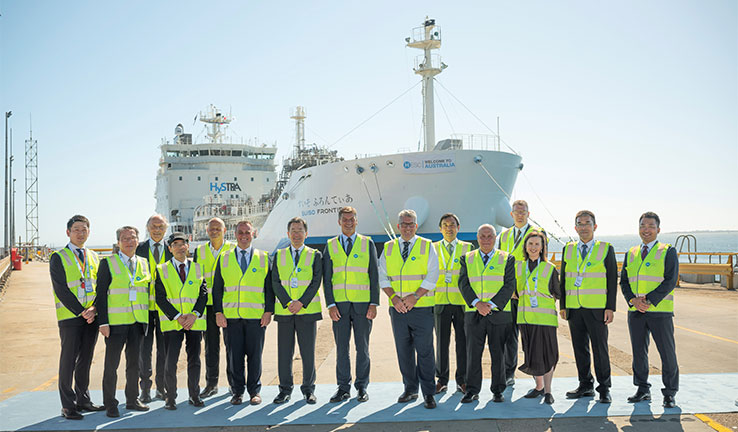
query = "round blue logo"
xmin=354 ymin=254 xmax=358 ymax=258
xmin=136 ymin=276 xmax=141 ymax=281
xmin=297 ymin=268 xmax=302 ymax=272
xmin=411 ymin=257 xmax=416 ymax=261
xmin=489 ymin=266 xmax=494 ymax=270
xmin=188 ymin=281 xmax=193 ymax=285
xmin=532 ymin=277 xmax=538 ymax=281
xmin=252 ymin=268 xmax=257 ymax=272
xmin=586 ymin=262 xmax=591 ymax=267
xmin=454 ymin=259 xmax=459 ymax=263
xmin=645 ymin=262 xmax=651 ymax=267
xmin=403 ymin=161 xmax=411 ymax=169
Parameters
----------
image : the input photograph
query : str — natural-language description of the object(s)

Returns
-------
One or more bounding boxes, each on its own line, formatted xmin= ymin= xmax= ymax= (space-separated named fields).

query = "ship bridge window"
xmin=167 ymin=151 xmax=180 ymax=157
xmin=199 ymin=150 xmax=209 ymax=156
xmin=232 ymin=150 xmax=242 ymax=156
xmin=211 ymin=150 xmax=221 ymax=156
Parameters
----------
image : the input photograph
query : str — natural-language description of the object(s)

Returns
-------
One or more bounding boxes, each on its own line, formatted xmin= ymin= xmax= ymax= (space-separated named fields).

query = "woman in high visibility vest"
xmin=516 ymin=230 xmax=561 ymax=405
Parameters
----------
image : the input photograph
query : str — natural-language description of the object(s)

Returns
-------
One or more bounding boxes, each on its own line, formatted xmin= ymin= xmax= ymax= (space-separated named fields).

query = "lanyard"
xmin=525 ymin=258 xmax=541 ymax=293
xmin=120 ymin=255 xmax=137 ymax=287
xmin=575 ymin=242 xmax=593 ymax=275
xmin=71 ymin=247 xmax=89 ymax=280
xmin=438 ymin=242 xmax=454 ymax=270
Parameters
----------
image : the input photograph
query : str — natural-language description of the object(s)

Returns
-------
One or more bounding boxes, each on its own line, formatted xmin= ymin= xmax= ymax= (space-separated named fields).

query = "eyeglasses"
xmin=576 ymin=222 xmax=593 ymax=227
xmin=399 ymin=222 xmax=416 ymax=228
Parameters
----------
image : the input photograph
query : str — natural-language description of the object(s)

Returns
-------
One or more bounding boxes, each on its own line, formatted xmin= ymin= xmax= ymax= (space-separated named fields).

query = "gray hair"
xmin=208 ymin=217 xmax=226 ymax=227
xmin=477 ymin=224 xmax=497 ymax=236
xmin=398 ymin=209 xmax=417 ymax=223
xmin=146 ymin=214 xmax=169 ymax=227
xmin=116 ymin=226 xmax=140 ymax=240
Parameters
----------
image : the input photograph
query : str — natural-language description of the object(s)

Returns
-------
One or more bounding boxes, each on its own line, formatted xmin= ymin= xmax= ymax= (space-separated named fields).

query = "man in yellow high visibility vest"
xmin=322 ymin=206 xmax=379 ymax=403
xmin=560 ymin=210 xmax=618 ymax=404
xmin=194 ymin=217 xmax=236 ymax=399
xmin=135 ymin=214 xmax=172 ymax=403
xmin=433 ymin=213 xmax=473 ymax=395
xmin=96 ymin=226 xmax=152 ymax=417
xmin=49 ymin=215 xmax=105 ymax=420
xmin=459 ymin=224 xmax=516 ymax=403
xmin=271 ymin=217 xmax=323 ymax=405
xmin=379 ymin=209 xmax=439 ymax=409
xmin=620 ymin=211 xmax=679 ymax=408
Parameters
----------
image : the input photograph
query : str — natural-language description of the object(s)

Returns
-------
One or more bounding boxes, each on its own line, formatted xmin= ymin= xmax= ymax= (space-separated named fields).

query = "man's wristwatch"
xmin=412 ymin=292 xmax=420 ymax=300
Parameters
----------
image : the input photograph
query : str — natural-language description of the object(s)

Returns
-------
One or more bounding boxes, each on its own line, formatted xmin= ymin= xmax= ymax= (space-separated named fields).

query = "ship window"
xmin=266 ymin=178 xmax=269 ymax=182
xmin=167 ymin=163 xmax=171 ymax=168
xmin=251 ymin=177 xmax=254 ymax=182
xmin=215 ymin=177 xmax=218 ymax=181
xmin=234 ymin=177 xmax=237 ymax=181
xmin=232 ymin=150 xmax=242 ymax=156
xmin=199 ymin=150 xmax=209 ymax=156
xmin=179 ymin=176 xmax=182 ymax=181
xmin=197 ymin=176 xmax=201 ymax=181
xmin=211 ymin=150 xmax=221 ymax=156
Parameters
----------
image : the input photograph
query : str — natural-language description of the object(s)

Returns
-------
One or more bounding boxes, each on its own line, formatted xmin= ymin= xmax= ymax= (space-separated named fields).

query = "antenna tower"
xmin=290 ymin=106 xmax=306 ymax=152
xmin=25 ymin=117 xmax=39 ymax=247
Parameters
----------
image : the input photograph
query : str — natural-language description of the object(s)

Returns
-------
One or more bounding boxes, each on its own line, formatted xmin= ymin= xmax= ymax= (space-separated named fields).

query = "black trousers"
xmin=277 ymin=315 xmax=317 ymax=394
xmin=224 ymin=319 xmax=265 ymax=397
xmin=58 ymin=322 xmax=99 ymax=410
xmin=568 ymin=308 xmax=611 ymax=392
xmin=434 ymin=304 xmax=467 ymax=387
xmin=503 ymin=298 xmax=519 ymax=380
xmin=163 ymin=330 xmax=202 ymax=400
xmin=465 ymin=313 xmax=511 ymax=395
xmin=628 ymin=312 xmax=679 ymax=396
xmin=389 ymin=307 xmax=435 ymax=397
xmin=139 ymin=311 xmax=165 ymax=394
xmin=103 ymin=324 xmax=144 ymax=408
xmin=333 ymin=302 xmax=372 ymax=392
xmin=204 ymin=305 xmax=232 ymax=388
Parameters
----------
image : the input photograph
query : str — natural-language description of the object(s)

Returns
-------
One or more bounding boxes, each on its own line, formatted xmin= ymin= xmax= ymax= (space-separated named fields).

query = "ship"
xmin=157 ymin=18 xmax=524 ymax=251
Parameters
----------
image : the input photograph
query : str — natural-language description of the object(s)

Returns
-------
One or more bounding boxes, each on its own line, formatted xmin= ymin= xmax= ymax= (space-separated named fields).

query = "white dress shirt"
xmin=378 ymin=235 xmax=439 ymax=292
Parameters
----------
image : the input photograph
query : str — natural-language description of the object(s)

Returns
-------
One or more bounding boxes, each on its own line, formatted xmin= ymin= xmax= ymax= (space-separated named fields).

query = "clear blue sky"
xmin=1 ymin=0 xmax=736 ymax=247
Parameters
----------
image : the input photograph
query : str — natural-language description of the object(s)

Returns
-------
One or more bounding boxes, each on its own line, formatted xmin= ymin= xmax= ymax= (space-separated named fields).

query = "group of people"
xmin=50 ymin=200 xmax=679 ymax=421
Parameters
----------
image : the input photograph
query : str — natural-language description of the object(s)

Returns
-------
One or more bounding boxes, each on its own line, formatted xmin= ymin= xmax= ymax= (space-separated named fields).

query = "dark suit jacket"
xmin=620 ymin=242 xmax=678 ymax=316
xmin=322 ymin=236 xmax=380 ymax=314
xmin=458 ymin=250 xmax=517 ymax=325
xmin=49 ymin=248 xmax=91 ymax=327
xmin=212 ymin=248 xmax=275 ymax=316
xmin=135 ymin=239 xmax=173 ymax=265
xmin=154 ymin=259 xmax=207 ymax=322
xmin=560 ymin=243 xmax=618 ymax=312
xmin=270 ymin=247 xmax=323 ymax=322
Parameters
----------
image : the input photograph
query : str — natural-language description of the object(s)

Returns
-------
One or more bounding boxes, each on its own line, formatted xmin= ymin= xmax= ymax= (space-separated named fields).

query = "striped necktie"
xmin=401 ymin=241 xmax=410 ymax=261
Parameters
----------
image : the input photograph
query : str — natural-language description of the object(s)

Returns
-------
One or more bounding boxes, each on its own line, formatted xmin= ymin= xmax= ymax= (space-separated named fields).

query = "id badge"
xmin=444 ymin=272 xmax=453 ymax=284
xmin=129 ymin=289 xmax=137 ymax=302
xmin=85 ymin=278 xmax=94 ymax=293
xmin=574 ymin=276 xmax=583 ymax=287
xmin=530 ymin=297 xmax=538 ymax=308
xmin=290 ymin=277 xmax=299 ymax=288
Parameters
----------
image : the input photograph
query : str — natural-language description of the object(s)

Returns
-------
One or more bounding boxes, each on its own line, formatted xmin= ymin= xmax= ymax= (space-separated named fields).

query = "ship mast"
xmin=199 ymin=104 xmax=232 ymax=144
xmin=290 ymin=106 xmax=306 ymax=153
xmin=406 ymin=17 xmax=447 ymax=152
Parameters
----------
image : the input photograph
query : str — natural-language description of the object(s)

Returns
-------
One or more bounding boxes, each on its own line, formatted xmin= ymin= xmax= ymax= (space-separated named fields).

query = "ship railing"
xmin=451 ymin=134 xmax=501 ymax=151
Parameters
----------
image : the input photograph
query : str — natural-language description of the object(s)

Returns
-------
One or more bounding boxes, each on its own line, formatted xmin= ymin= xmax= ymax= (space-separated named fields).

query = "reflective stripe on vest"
xmin=146 ymin=245 xmax=167 ymax=311
xmin=328 ymin=235 xmax=371 ymax=303
xmin=385 ymin=237 xmax=434 ymax=308
xmin=625 ymin=242 xmax=674 ymax=313
xmin=52 ymin=248 xmax=100 ymax=321
xmin=515 ymin=260 xmax=558 ymax=327
xmin=464 ymin=249 xmax=509 ymax=312
xmin=197 ymin=241 xmax=236 ymax=306
xmin=275 ymin=247 xmax=321 ymax=316
xmin=562 ymin=241 xmax=609 ymax=309
xmin=499 ymin=226 xmax=546 ymax=262
xmin=106 ymin=255 xmax=151 ymax=326
xmin=157 ymin=261 xmax=206 ymax=331
xmin=434 ymin=240 xmax=472 ymax=306
xmin=220 ymin=248 xmax=269 ymax=319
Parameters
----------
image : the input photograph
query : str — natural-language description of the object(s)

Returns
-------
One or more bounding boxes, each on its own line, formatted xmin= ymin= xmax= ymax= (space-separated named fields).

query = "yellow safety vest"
xmin=196 ymin=241 xmax=236 ymax=306
xmin=562 ymin=241 xmax=609 ymax=309
xmin=515 ymin=260 xmax=557 ymax=327
xmin=499 ymin=225 xmax=546 ymax=262
xmin=434 ymin=240 xmax=473 ymax=306
xmin=52 ymin=247 xmax=100 ymax=321
xmin=145 ymin=244 xmax=167 ymax=311
xmin=157 ymin=261 xmax=206 ymax=331
xmin=219 ymin=248 xmax=269 ymax=319
xmin=105 ymin=254 xmax=151 ymax=326
xmin=464 ymin=249 xmax=510 ymax=312
xmin=625 ymin=242 xmax=674 ymax=313
xmin=327 ymin=235 xmax=371 ymax=303
xmin=384 ymin=237 xmax=434 ymax=308
xmin=275 ymin=247 xmax=322 ymax=316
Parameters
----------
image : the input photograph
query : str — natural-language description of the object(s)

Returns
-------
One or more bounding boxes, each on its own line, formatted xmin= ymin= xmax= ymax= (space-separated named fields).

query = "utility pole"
xmin=9 ymin=127 xmax=13 ymax=249
xmin=4 ymin=111 xmax=11 ymax=256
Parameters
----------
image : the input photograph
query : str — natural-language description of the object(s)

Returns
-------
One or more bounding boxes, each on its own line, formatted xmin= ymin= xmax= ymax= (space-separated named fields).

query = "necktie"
xmin=581 ymin=244 xmax=588 ymax=258
xmin=482 ymin=253 xmax=489 ymax=265
xmin=178 ymin=263 xmax=186 ymax=283
xmin=153 ymin=243 xmax=161 ymax=262
xmin=514 ymin=229 xmax=521 ymax=245
xmin=446 ymin=242 xmax=454 ymax=257
xmin=128 ymin=257 xmax=135 ymax=274
xmin=345 ymin=237 xmax=353 ymax=255
xmin=76 ymin=248 xmax=84 ymax=263
xmin=401 ymin=241 xmax=410 ymax=261
xmin=240 ymin=250 xmax=248 ymax=273
xmin=294 ymin=249 xmax=300 ymax=266
xmin=641 ymin=245 xmax=649 ymax=260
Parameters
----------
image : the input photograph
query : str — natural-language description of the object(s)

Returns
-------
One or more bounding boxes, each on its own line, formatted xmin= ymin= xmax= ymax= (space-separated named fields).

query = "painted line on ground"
xmin=616 ymin=310 xmax=738 ymax=345
xmin=31 ymin=375 xmax=57 ymax=392
xmin=695 ymin=413 xmax=733 ymax=432
xmin=1 ymin=387 xmax=15 ymax=394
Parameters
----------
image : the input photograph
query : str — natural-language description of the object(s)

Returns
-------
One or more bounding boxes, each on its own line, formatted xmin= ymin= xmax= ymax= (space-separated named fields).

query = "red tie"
xmin=641 ymin=246 xmax=649 ymax=260
xmin=179 ymin=263 xmax=186 ymax=283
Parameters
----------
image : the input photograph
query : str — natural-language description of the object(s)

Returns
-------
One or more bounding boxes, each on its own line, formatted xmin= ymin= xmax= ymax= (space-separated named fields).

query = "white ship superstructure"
xmin=155 ymin=106 xmax=277 ymax=237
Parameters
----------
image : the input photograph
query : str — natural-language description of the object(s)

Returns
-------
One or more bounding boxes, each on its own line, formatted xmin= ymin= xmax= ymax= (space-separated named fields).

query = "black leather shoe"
xmin=330 ymin=389 xmax=350 ymax=403
xmin=200 ymin=384 xmax=218 ymax=398
xmin=106 ymin=406 xmax=120 ymax=418
xmin=304 ymin=392 xmax=317 ymax=404
xmin=566 ymin=386 xmax=595 ymax=399
xmin=61 ymin=408 xmax=83 ymax=420
xmin=164 ymin=398 xmax=177 ymax=410
xmin=424 ymin=395 xmax=436 ymax=409
xmin=76 ymin=402 xmax=105 ymax=412
xmin=139 ymin=390 xmax=152 ymax=403
xmin=505 ymin=377 xmax=515 ymax=387
xmin=599 ymin=391 xmax=612 ymax=404
xmin=492 ymin=393 xmax=504 ymax=403
xmin=524 ymin=388 xmax=545 ymax=399
xmin=126 ymin=400 xmax=149 ymax=411
xmin=231 ymin=394 xmax=243 ymax=405
xmin=189 ymin=397 xmax=204 ymax=407
xmin=460 ymin=392 xmax=479 ymax=403
xmin=357 ymin=389 xmax=369 ymax=402
xmin=544 ymin=393 xmax=555 ymax=405
xmin=397 ymin=391 xmax=418 ymax=403
xmin=627 ymin=390 xmax=651 ymax=403
xmin=435 ymin=383 xmax=447 ymax=394
xmin=154 ymin=390 xmax=165 ymax=401
xmin=663 ymin=395 xmax=676 ymax=408
xmin=273 ymin=392 xmax=291 ymax=404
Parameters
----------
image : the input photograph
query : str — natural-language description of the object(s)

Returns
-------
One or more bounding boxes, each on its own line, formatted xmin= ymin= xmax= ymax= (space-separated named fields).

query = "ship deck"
xmin=1 ymin=261 xmax=737 ymax=431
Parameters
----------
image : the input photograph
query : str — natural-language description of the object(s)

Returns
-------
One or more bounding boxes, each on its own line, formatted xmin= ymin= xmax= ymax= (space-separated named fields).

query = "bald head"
xmin=477 ymin=224 xmax=497 ymax=254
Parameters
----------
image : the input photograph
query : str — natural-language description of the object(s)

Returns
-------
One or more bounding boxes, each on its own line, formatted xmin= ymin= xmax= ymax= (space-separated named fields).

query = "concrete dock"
xmin=1 ymin=261 xmax=737 ymax=431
